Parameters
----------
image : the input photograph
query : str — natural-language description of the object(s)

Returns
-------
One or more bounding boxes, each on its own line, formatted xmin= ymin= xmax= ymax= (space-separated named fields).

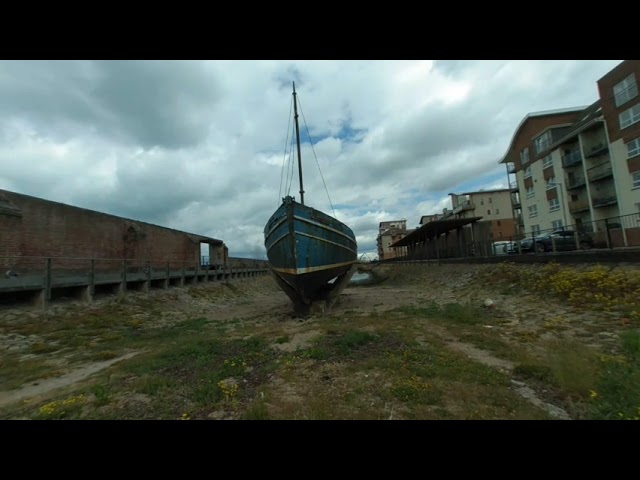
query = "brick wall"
xmin=0 ymin=189 xmax=224 ymax=269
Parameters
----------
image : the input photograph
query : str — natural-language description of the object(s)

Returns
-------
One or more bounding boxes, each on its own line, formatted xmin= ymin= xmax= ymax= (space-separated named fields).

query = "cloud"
xmin=0 ymin=60 xmax=623 ymax=258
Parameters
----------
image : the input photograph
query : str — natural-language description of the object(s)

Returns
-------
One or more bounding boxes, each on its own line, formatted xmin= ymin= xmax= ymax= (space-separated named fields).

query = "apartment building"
xmin=377 ymin=219 xmax=412 ymax=260
xmin=499 ymin=60 xmax=640 ymax=241
xmin=597 ymin=60 xmax=640 ymax=217
xmin=499 ymin=107 xmax=586 ymax=235
xmin=443 ymin=189 xmax=518 ymax=239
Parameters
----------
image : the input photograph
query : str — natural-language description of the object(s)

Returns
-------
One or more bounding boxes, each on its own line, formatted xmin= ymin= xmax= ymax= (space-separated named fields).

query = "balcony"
xmin=452 ymin=200 xmax=475 ymax=214
xmin=569 ymin=199 xmax=590 ymax=213
xmin=507 ymin=163 xmax=516 ymax=174
xmin=509 ymin=180 xmax=519 ymax=190
xmin=563 ymin=150 xmax=583 ymax=167
xmin=566 ymin=176 xmax=586 ymax=190
xmin=592 ymin=196 xmax=617 ymax=208
xmin=585 ymin=144 xmax=609 ymax=159
xmin=587 ymin=162 xmax=613 ymax=182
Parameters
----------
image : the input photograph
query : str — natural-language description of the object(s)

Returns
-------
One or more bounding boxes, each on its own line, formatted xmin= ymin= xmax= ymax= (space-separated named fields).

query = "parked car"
xmin=519 ymin=230 xmax=593 ymax=253
xmin=491 ymin=241 xmax=512 ymax=255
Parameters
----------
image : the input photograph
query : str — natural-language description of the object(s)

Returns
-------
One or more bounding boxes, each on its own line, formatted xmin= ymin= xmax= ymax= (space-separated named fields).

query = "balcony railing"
xmin=585 ymin=144 xmax=609 ymax=159
xmin=587 ymin=162 xmax=613 ymax=182
xmin=509 ymin=180 xmax=518 ymax=190
xmin=566 ymin=176 xmax=586 ymax=189
xmin=453 ymin=201 xmax=474 ymax=214
xmin=563 ymin=150 xmax=583 ymax=167
xmin=569 ymin=199 xmax=590 ymax=213
xmin=592 ymin=196 xmax=618 ymax=208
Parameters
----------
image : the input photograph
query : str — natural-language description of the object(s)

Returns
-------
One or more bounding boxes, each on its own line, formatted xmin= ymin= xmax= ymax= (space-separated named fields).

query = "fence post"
xmin=574 ymin=230 xmax=580 ymax=250
xmin=604 ymin=218 xmax=612 ymax=249
xmin=532 ymin=232 xmax=537 ymax=255
xmin=621 ymin=217 xmax=629 ymax=247
xmin=551 ymin=236 xmax=556 ymax=253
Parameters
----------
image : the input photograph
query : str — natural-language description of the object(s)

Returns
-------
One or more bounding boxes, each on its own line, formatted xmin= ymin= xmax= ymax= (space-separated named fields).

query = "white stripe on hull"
xmin=270 ymin=260 xmax=356 ymax=275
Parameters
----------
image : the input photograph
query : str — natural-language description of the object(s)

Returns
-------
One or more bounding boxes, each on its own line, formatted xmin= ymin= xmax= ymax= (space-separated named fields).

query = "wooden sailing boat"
xmin=264 ymin=82 xmax=358 ymax=313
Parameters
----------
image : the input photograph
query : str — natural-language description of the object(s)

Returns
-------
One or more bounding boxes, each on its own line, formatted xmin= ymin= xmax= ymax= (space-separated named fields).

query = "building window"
xmin=535 ymin=131 xmax=552 ymax=154
xmin=528 ymin=205 xmax=538 ymax=218
xmin=627 ymin=138 xmax=640 ymax=158
xmin=633 ymin=171 xmax=640 ymax=189
xmin=620 ymin=104 xmax=640 ymax=130
xmin=480 ymin=199 xmax=484 ymax=205
xmin=497 ymin=220 xmax=502 ymax=226
xmin=487 ymin=210 xmax=491 ymax=215
xmin=496 ymin=208 xmax=500 ymax=215
xmin=524 ymin=166 xmax=532 ymax=179
xmin=520 ymin=147 xmax=530 ymax=164
xmin=549 ymin=198 xmax=560 ymax=212
xmin=552 ymin=219 xmax=563 ymax=230
xmin=546 ymin=177 xmax=557 ymax=190
xmin=531 ymin=224 xmax=541 ymax=234
xmin=526 ymin=185 xmax=535 ymax=198
xmin=489 ymin=198 xmax=492 ymax=203
xmin=542 ymin=155 xmax=553 ymax=169
xmin=614 ymin=74 xmax=638 ymax=107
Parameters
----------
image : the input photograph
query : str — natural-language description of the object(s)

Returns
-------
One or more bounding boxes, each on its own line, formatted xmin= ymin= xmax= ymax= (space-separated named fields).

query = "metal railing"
xmin=569 ymin=199 xmax=590 ymax=213
xmin=563 ymin=150 xmax=583 ymax=167
xmin=566 ymin=175 xmax=586 ymax=189
xmin=587 ymin=162 xmax=613 ymax=182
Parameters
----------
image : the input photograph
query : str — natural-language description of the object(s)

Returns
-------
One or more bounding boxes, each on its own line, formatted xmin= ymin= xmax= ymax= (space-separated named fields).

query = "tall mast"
xmin=292 ymin=81 xmax=305 ymax=205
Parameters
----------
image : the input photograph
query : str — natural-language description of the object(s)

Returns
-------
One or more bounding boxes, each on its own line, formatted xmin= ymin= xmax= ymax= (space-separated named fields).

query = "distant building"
xmin=419 ymin=214 xmax=442 ymax=226
xmin=442 ymin=189 xmax=518 ymax=240
xmin=377 ymin=219 xmax=413 ymax=260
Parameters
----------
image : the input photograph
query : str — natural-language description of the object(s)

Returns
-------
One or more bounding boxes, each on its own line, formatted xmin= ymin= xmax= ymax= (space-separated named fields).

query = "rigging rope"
xmin=297 ymin=96 xmax=337 ymax=218
xmin=286 ymin=123 xmax=296 ymax=197
xmin=278 ymin=96 xmax=294 ymax=205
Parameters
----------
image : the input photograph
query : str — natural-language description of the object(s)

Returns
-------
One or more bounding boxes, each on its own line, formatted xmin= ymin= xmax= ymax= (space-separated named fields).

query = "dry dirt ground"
xmin=1 ymin=263 xmax=638 ymax=420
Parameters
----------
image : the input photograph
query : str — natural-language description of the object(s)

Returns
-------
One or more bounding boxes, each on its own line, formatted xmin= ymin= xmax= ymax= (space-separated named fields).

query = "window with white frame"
xmin=524 ymin=166 xmax=532 ymax=178
xmin=520 ymin=147 xmax=530 ymax=164
xmin=526 ymin=185 xmax=535 ymax=198
xmin=633 ymin=171 xmax=640 ymax=189
xmin=620 ymin=104 xmax=640 ymax=130
xmin=614 ymin=74 xmax=638 ymax=107
xmin=528 ymin=205 xmax=538 ymax=218
xmin=549 ymin=198 xmax=560 ymax=212
xmin=546 ymin=177 xmax=557 ymax=189
xmin=531 ymin=224 xmax=541 ymax=234
xmin=542 ymin=155 xmax=553 ymax=169
xmin=551 ymin=219 xmax=563 ymax=230
xmin=627 ymin=138 xmax=640 ymax=158
xmin=535 ymin=131 xmax=552 ymax=154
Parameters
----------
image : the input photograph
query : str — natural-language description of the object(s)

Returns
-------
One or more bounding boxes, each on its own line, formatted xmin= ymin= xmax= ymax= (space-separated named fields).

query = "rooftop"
xmin=390 ymin=217 xmax=482 ymax=247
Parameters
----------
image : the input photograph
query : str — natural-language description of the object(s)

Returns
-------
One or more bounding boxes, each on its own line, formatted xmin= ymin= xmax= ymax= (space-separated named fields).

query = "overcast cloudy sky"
xmin=0 ymin=60 xmax=623 ymax=259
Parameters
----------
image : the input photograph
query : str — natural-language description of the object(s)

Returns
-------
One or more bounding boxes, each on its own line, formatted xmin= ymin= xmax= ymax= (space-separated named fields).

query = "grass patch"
xmin=397 ymin=301 xmax=488 ymax=325
xmin=243 ymin=400 xmax=270 ymax=420
xmin=588 ymin=329 xmax=640 ymax=420
xmin=0 ymin=356 xmax=54 ymax=391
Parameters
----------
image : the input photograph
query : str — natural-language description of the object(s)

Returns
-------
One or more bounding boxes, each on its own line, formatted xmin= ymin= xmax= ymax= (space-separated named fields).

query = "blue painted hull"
xmin=264 ymin=196 xmax=357 ymax=305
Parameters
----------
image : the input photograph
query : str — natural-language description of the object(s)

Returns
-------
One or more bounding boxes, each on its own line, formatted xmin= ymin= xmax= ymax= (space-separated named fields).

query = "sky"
xmin=0 ymin=60 xmax=624 ymax=259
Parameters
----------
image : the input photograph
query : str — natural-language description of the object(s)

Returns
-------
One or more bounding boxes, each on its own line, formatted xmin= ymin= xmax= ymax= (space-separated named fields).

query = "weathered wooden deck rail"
xmin=0 ymin=256 xmax=269 ymax=309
